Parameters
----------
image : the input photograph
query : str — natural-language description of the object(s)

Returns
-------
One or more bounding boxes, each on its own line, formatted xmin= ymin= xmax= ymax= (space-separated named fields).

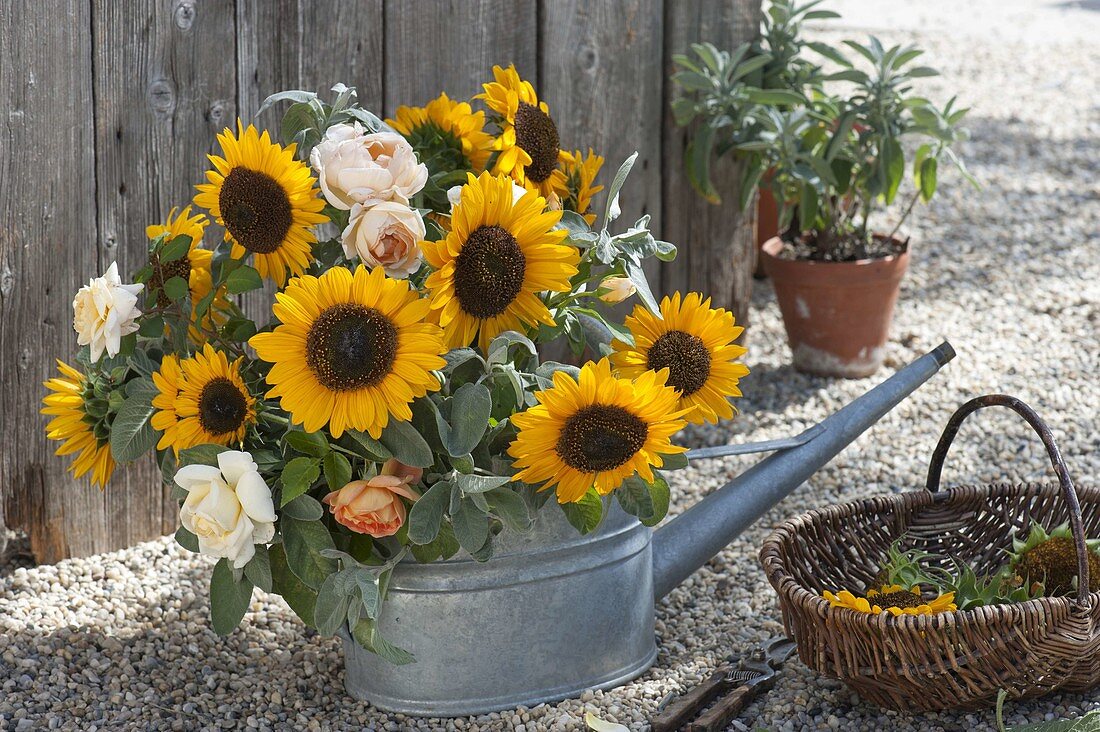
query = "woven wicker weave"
xmin=760 ymin=395 xmax=1100 ymax=712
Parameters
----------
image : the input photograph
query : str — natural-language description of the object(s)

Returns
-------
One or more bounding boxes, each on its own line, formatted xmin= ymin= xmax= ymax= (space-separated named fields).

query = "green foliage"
xmin=560 ymin=489 xmax=605 ymax=535
xmin=673 ymin=0 xmax=977 ymax=255
xmin=209 ymin=558 xmax=254 ymax=636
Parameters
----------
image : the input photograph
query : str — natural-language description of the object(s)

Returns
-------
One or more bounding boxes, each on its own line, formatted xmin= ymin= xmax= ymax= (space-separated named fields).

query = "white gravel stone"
xmin=2 ymin=1 xmax=1098 ymax=730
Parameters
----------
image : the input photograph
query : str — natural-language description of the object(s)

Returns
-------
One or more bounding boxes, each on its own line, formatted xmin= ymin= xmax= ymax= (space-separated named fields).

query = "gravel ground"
xmin=3 ymin=2 xmax=1098 ymax=730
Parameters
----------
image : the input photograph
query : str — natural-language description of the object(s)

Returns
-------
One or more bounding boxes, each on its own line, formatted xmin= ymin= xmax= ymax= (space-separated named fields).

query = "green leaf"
xmin=343 ymin=430 xmax=392 ymax=461
xmin=280 ymin=516 xmax=337 ymax=589
xmin=623 ymin=259 xmax=660 ymax=315
xmin=454 ymin=473 xmax=512 ymax=494
xmin=615 ymin=475 xmax=655 ymax=521
xmin=109 ymin=385 xmax=158 ymax=462
xmin=560 ymin=489 xmax=604 ymax=535
xmin=175 ymin=526 xmax=199 ymax=552
xmin=351 ymin=618 xmax=415 ymax=665
xmin=640 ymin=475 xmax=670 ymax=527
xmin=226 ymin=265 xmax=263 ymax=294
xmin=284 ymin=429 xmax=331 ymax=457
xmin=138 ymin=315 xmax=165 ymax=338
xmin=314 ymin=571 xmax=353 ymax=637
xmin=323 ymin=451 xmax=353 ymax=491
xmin=159 ymin=234 xmax=193 ymax=262
xmin=685 ymin=124 xmax=719 ymax=204
xmin=919 ymin=156 xmax=938 ymax=202
xmin=452 ymin=498 xmax=489 ymax=554
xmin=209 ymin=558 xmax=253 ymax=636
xmin=446 ymin=383 xmax=492 ymax=456
xmin=282 ymin=493 xmax=324 ymax=521
xmin=379 ymin=419 xmax=434 ymax=468
xmin=178 ymin=443 xmax=227 ymax=467
xmin=244 ymin=545 xmax=273 ymax=593
xmin=162 ymin=276 xmax=189 ymax=302
xmin=406 ymin=481 xmax=451 ymax=545
xmin=269 ymin=543 xmax=317 ymax=627
xmin=486 ymin=487 xmax=532 ymax=533
xmin=280 ymin=457 xmax=321 ymax=507
xmin=600 ymin=152 xmax=638 ymax=229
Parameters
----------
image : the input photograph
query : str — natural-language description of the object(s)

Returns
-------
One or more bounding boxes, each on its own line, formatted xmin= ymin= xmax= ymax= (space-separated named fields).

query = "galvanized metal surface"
xmin=342 ymin=342 xmax=955 ymax=716
xmin=651 ymin=341 xmax=956 ymax=598
xmin=343 ymin=502 xmax=657 ymax=716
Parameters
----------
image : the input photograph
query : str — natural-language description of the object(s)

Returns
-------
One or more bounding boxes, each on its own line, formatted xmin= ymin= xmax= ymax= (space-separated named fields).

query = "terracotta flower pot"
xmin=761 ymin=236 xmax=909 ymax=378
xmin=753 ymin=175 xmax=779 ymax=279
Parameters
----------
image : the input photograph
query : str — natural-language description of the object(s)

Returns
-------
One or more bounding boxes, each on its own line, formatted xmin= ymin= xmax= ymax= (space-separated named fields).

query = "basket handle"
xmin=925 ymin=394 xmax=1090 ymax=605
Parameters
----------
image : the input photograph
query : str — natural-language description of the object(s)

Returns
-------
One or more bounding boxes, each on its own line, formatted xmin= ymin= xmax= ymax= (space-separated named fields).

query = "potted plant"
xmin=41 ymin=72 xmax=758 ymax=713
xmin=671 ymin=0 xmax=837 ymax=277
xmin=749 ymin=37 xmax=976 ymax=377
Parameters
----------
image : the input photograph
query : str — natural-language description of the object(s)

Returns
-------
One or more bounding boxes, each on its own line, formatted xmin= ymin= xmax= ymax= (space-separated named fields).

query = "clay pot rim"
xmin=760 ymin=235 xmax=909 ymax=268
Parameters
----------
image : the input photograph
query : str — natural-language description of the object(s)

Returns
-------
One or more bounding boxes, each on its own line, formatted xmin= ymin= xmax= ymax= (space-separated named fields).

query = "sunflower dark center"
xmin=871 ymin=589 xmax=923 ymax=609
xmin=453 ymin=225 xmax=526 ymax=319
xmin=514 ymin=102 xmax=559 ymax=184
xmin=646 ymin=330 xmax=711 ymax=396
xmin=555 ymin=404 xmax=648 ymax=473
xmin=149 ymin=256 xmax=192 ymax=308
xmin=198 ymin=377 xmax=248 ymax=436
xmin=305 ymin=303 xmax=397 ymax=392
xmin=218 ymin=167 xmax=293 ymax=254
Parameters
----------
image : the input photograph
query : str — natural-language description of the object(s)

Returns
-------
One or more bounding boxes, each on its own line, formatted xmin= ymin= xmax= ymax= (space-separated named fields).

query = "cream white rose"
xmin=447 ymin=181 xmax=529 ymax=214
xmin=176 ymin=450 xmax=276 ymax=569
xmin=309 ymin=123 xmax=428 ymax=209
xmin=342 ymin=201 xmax=425 ymax=279
xmin=597 ymin=276 xmax=637 ymax=304
xmin=72 ymin=261 xmax=143 ymax=363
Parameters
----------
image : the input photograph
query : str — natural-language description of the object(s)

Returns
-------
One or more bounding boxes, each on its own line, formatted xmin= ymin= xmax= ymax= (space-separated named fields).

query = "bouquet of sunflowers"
xmin=42 ymin=67 xmax=749 ymax=662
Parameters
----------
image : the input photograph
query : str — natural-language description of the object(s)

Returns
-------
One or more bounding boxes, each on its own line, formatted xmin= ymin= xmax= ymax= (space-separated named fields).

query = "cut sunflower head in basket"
xmin=823 ymin=585 xmax=957 ymax=617
xmin=1007 ymin=521 xmax=1100 ymax=596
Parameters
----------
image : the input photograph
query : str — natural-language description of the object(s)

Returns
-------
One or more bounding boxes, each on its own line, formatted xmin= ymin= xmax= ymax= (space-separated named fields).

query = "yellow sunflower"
xmin=823 ymin=585 xmax=957 ymax=617
xmin=145 ymin=206 xmax=232 ymax=343
xmin=508 ymin=359 xmax=689 ymax=503
xmin=151 ymin=345 xmax=256 ymax=454
xmin=610 ymin=292 xmax=749 ymax=425
xmin=194 ymin=121 xmax=327 ymax=286
xmin=387 ymin=92 xmax=493 ymax=173
xmin=477 ymin=64 xmax=568 ymax=198
xmin=422 ymin=172 xmax=578 ymax=351
xmin=249 ymin=265 xmax=447 ymax=439
xmin=41 ymin=360 xmax=115 ymax=488
xmin=559 ymin=149 xmax=605 ymax=225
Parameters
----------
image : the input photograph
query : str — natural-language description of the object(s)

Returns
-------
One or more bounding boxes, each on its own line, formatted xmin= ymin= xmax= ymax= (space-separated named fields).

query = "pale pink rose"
xmin=342 ymin=201 xmax=425 ymax=278
xmin=322 ymin=459 xmax=421 ymax=538
xmin=309 ymin=123 xmax=428 ymax=209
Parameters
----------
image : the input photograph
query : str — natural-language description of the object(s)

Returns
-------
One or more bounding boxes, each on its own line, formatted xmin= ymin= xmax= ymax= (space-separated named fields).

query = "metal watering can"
xmin=341 ymin=343 xmax=956 ymax=715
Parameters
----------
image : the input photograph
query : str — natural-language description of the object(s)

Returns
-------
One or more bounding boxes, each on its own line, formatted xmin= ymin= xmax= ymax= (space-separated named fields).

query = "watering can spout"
xmin=650 ymin=342 xmax=956 ymax=599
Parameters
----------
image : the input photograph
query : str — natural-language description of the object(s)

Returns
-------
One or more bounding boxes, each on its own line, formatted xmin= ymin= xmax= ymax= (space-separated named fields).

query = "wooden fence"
xmin=0 ymin=0 xmax=759 ymax=562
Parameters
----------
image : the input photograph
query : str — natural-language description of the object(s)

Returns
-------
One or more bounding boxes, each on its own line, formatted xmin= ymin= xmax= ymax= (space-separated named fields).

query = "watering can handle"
xmin=924 ymin=394 xmax=1090 ymax=605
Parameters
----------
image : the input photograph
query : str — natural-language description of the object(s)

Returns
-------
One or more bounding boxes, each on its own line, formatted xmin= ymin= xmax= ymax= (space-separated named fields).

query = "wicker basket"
xmin=760 ymin=394 xmax=1100 ymax=712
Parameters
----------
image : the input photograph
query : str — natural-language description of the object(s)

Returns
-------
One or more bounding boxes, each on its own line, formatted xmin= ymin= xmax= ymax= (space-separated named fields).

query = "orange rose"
xmin=322 ymin=459 xmax=422 ymax=538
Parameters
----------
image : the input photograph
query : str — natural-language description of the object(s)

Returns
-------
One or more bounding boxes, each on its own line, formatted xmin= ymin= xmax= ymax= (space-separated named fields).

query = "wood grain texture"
xmin=383 ymin=0 xmax=538 ymax=117
xmin=539 ymin=0 xmax=664 ymax=240
xmin=1 ymin=0 xmax=102 ymax=561
xmin=84 ymin=0 xmax=238 ymax=557
xmin=661 ymin=0 xmax=760 ymax=325
xmin=2 ymin=0 xmax=759 ymax=562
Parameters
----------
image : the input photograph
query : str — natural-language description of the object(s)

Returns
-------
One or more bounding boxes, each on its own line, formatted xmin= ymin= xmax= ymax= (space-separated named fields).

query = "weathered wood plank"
xmin=0 ymin=0 xmax=101 ymax=561
xmin=661 ymin=0 xmax=760 ymax=325
xmin=80 ymin=0 xmax=238 ymax=558
xmin=298 ymin=0 xmax=384 ymax=112
xmin=539 ymin=0 xmax=664 ymax=249
xmin=383 ymin=0 xmax=538 ymax=117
